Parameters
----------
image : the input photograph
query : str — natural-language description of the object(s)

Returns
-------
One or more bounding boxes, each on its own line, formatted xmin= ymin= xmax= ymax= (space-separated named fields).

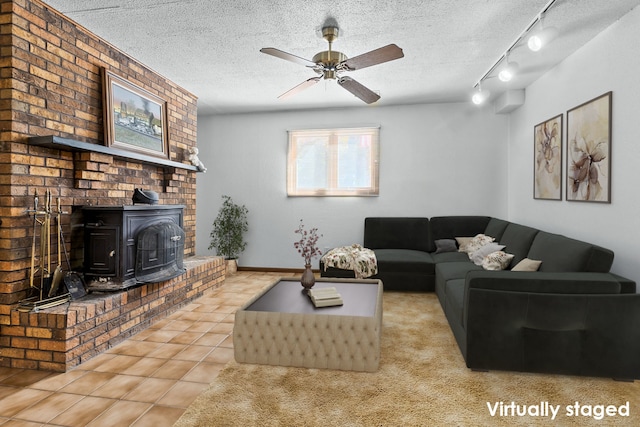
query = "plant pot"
xmin=226 ymin=258 xmax=238 ymax=274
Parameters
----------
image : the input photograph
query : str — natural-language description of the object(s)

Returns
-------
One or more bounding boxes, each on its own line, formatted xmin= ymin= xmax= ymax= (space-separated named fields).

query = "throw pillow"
xmin=482 ymin=251 xmax=515 ymax=271
xmin=435 ymin=239 xmax=458 ymax=253
xmin=512 ymin=258 xmax=542 ymax=271
xmin=465 ymin=234 xmax=496 ymax=255
xmin=470 ymin=242 xmax=505 ymax=265
xmin=456 ymin=237 xmax=474 ymax=253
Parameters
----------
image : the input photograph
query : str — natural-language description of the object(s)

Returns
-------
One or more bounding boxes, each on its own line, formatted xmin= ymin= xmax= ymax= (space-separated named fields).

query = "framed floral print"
xmin=566 ymin=92 xmax=612 ymax=203
xmin=102 ymin=69 xmax=169 ymax=159
xmin=534 ymin=114 xmax=562 ymax=200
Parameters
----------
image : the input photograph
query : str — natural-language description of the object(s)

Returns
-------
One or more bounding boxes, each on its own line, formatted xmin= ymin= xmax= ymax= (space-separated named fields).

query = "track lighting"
xmin=528 ymin=26 xmax=559 ymax=52
xmin=470 ymin=0 xmax=560 ymax=105
xmin=472 ymin=86 xmax=490 ymax=105
xmin=498 ymin=54 xmax=519 ymax=82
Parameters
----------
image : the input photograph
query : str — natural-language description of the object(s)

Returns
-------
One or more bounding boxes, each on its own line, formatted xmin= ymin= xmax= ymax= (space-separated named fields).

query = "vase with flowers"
xmin=293 ymin=219 xmax=323 ymax=290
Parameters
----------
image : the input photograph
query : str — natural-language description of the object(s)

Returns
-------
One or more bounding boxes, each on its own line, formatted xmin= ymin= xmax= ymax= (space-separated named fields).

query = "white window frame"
xmin=287 ymin=127 xmax=380 ymax=197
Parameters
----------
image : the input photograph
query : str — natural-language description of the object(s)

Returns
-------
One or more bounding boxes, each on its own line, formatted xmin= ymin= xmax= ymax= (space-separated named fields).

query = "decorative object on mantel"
xmin=566 ymin=91 xmax=612 ymax=203
xmin=188 ymin=147 xmax=207 ymax=172
xmin=102 ymin=69 xmax=169 ymax=160
xmin=533 ymin=114 xmax=562 ymax=200
xmin=294 ymin=219 xmax=322 ymax=290
xmin=132 ymin=188 xmax=159 ymax=205
xmin=209 ymin=195 xmax=249 ymax=274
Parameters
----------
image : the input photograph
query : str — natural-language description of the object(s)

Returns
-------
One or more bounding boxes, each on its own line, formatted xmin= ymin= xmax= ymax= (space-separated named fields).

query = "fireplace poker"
xmin=28 ymin=190 xmax=39 ymax=290
xmin=39 ymin=190 xmax=52 ymax=300
xmin=38 ymin=194 xmax=47 ymax=299
xmin=49 ymin=196 xmax=64 ymax=297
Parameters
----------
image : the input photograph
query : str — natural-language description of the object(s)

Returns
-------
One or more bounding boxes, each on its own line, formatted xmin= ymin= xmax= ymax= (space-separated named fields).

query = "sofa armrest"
xmin=463 ymin=287 xmax=640 ymax=379
xmin=610 ymin=273 xmax=637 ymax=293
xmin=465 ymin=270 xmax=622 ymax=295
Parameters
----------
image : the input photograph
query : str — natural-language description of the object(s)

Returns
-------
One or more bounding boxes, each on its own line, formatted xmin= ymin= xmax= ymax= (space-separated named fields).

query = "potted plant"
xmin=209 ymin=195 xmax=248 ymax=273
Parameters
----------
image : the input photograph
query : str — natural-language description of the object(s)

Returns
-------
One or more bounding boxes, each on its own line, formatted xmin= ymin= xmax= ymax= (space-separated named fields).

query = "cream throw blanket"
xmin=321 ymin=244 xmax=378 ymax=279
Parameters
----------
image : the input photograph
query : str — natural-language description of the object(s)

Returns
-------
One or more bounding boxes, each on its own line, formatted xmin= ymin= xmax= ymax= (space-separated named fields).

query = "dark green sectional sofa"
xmin=320 ymin=216 xmax=640 ymax=380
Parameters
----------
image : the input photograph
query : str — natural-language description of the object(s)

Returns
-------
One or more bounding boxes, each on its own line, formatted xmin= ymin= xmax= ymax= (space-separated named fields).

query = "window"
xmin=287 ymin=127 xmax=380 ymax=196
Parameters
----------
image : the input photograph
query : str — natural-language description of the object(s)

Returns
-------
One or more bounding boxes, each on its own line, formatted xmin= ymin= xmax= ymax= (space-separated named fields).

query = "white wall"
xmin=196 ymin=102 xmax=508 ymax=268
xmin=508 ymin=6 xmax=640 ymax=283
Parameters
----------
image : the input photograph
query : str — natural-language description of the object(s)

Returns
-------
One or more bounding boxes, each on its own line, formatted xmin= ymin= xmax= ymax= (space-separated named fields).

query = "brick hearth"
xmin=1 ymin=257 xmax=224 ymax=372
xmin=0 ymin=0 xmax=216 ymax=371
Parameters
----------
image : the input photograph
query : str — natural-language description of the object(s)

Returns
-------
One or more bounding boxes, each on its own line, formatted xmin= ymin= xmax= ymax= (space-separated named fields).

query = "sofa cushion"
xmin=429 ymin=216 xmax=491 ymax=252
xmin=364 ymin=217 xmax=431 ymax=252
xmin=435 ymin=239 xmax=457 ymax=253
xmin=512 ymin=258 xmax=542 ymax=271
xmin=498 ymin=223 xmax=539 ymax=268
xmin=431 ymin=251 xmax=470 ymax=263
xmin=482 ymin=251 xmax=515 ymax=270
xmin=469 ymin=242 xmax=505 ymax=265
xmin=373 ymin=249 xmax=434 ymax=274
xmin=484 ymin=218 xmax=510 ymax=242
xmin=527 ymin=231 xmax=613 ymax=273
xmin=465 ymin=271 xmax=622 ymax=294
xmin=465 ymin=234 xmax=496 ymax=255
xmin=435 ymin=261 xmax=482 ymax=283
xmin=455 ymin=237 xmax=474 ymax=252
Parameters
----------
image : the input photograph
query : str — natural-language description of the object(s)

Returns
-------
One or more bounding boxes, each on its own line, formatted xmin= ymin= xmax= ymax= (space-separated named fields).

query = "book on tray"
xmin=308 ymin=287 xmax=343 ymax=307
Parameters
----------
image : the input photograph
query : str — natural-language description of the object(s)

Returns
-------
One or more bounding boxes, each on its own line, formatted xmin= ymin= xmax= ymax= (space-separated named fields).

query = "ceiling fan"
xmin=260 ymin=24 xmax=404 ymax=104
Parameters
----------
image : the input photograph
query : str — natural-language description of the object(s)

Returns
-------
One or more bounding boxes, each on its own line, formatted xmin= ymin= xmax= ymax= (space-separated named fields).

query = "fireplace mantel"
xmin=28 ymin=135 xmax=199 ymax=172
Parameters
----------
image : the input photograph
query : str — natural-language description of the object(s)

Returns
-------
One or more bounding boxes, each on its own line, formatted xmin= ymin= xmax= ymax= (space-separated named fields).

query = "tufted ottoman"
xmin=233 ymin=277 xmax=383 ymax=372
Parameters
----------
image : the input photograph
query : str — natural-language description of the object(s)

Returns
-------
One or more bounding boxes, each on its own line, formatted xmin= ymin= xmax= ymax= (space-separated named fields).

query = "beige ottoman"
xmin=233 ymin=277 xmax=383 ymax=372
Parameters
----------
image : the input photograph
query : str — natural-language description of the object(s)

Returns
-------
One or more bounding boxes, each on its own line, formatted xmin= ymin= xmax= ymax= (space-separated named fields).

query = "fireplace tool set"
xmin=18 ymin=190 xmax=84 ymax=312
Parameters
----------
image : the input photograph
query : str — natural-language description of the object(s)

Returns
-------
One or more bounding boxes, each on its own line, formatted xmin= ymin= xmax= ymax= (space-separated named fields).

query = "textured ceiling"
xmin=41 ymin=0 xmax=640 ymax=115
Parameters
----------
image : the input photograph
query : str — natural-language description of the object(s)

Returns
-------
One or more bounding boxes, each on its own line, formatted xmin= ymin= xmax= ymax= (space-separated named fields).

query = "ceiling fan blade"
xmin=341 ymin=44 xmax=404 ymax=71
xmin=260 ymin=47 xmax=316 ymax=67
xmin=338 ymin=76 xmax=380 ymax=104
xmin=278 ymin=77 xmax=321 ymax=99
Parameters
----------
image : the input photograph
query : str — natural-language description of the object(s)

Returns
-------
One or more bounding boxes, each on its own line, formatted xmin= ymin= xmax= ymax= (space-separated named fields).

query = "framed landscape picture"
xmin=533 ymin=114 xmax=562 ymax=200
xmin=566 ymin=92 xmax=612 ymax=203
xmin=102 ymin=70 xmax=169 ymax=159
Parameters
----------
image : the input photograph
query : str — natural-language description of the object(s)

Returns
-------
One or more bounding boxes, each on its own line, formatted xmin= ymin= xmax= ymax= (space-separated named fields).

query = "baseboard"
xmin=238 ymin=266 xmax=320 ymax=273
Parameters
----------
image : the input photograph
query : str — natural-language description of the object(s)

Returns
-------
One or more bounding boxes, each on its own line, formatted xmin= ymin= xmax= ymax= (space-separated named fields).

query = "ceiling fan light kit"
xmin=472 ymin=0 xmax=560 ymax=106
xmin=260 ymin=23 xmax=403 ymax=104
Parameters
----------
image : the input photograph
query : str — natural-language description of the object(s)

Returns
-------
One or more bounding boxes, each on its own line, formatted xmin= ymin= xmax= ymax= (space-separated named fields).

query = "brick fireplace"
xmin=0 ymin=0 xmax=224 ymax=371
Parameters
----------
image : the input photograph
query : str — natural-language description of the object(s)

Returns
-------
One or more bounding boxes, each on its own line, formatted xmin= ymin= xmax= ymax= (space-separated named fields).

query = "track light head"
xmin=472 ymin=88 xmax=490 ymax=105
xmin=528 ymin=27 xmax=558 ymax=51
xmin=498 ymin=61 xmax=519 ymax=82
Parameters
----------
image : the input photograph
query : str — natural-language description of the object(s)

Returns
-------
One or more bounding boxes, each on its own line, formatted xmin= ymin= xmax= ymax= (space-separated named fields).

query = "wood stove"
xmin=82 ymin=205 xmax=185 ymax=291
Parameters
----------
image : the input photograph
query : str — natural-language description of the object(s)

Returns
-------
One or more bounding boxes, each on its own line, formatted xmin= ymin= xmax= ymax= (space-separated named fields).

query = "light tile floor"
xmin=0 ymin=271 xmax=294 ymax=426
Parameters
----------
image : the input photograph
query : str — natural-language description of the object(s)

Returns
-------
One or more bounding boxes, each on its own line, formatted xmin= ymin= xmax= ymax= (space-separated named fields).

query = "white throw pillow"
xmin=482 ymin=251 xmax=515 ymax=270
xmin=463 ymin=234 xmax=495 ymax=254
xmin=470 ymin=242 xmax=505 ymax=265
xmin=456 ymin=237 xmax=474 ymax=253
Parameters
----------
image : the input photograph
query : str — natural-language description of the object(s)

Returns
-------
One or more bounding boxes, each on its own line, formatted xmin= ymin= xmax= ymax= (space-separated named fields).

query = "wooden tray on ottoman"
xmin=233 ymin=277 xmax=383 ymax=372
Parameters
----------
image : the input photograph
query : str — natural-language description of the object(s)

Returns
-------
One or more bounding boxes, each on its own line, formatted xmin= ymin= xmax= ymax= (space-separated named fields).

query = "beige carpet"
xmin=175 ymin=292 xmax=639 ymax=426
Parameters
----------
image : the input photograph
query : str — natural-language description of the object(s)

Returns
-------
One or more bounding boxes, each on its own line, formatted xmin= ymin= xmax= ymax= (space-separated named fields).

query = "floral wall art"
xmin=534 ymin=114 xmax=562 ymax=200
xmin=566 ymin=92 xmax=612 ymax=203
